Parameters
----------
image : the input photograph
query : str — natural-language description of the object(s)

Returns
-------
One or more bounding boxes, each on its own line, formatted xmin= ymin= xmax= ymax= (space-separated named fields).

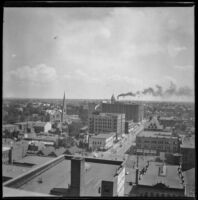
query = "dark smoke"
xmin=116 ymin=82 xmax=192 ymax=100
xmin=176 ymin=86 xmax=193 ymax=96
xmin=117 ymin=92 xmax=136 ymax=99
xmin=164 ymin=82 xmax=177 ymax=96
xmin=155 ymin=85 xmax=163 ymax=96
xmin=142 ymin=87 xmax=155 ymax=96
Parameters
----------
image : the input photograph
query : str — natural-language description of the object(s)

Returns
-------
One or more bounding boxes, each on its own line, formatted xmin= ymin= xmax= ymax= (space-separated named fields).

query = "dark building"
xmin=101 ymin=102 xmax=144 ymax=122
xmin=180 ymin=135 xmax=195 ymax=171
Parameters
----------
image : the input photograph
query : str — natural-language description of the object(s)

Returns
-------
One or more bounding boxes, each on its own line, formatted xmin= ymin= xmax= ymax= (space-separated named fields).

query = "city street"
xmin=95 ymin=124 xmax=144 ymax=160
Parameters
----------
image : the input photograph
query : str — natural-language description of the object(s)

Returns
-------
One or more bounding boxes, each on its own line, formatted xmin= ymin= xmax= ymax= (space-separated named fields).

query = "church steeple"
xmin=62 ymin=91 xmax=67 ymax=123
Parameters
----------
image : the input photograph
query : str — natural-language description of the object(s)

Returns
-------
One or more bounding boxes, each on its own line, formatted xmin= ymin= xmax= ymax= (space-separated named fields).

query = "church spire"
xmin=62 ymin=91 xmax=67 ymax=123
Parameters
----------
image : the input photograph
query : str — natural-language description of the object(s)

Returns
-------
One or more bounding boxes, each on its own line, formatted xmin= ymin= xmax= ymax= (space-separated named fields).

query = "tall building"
xmin=88 ymin=113 xmax=125 ymax=139
xmin=101 ymin=100 xmax=144 ymax=122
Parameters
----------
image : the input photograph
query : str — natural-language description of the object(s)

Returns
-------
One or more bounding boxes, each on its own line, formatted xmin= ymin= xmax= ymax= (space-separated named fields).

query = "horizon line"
xmin=3 ymin=97 xmax=194 ymax=103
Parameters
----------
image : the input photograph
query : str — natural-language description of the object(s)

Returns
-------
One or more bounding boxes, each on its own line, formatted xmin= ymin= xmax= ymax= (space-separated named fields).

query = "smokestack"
xmin=70 ymin=157 xmax=85 ymax=196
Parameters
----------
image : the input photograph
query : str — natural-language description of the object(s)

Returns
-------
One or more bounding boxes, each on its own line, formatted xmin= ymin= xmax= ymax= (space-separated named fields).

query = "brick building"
xmin=88 ymin=113 xmax=125 ymax=140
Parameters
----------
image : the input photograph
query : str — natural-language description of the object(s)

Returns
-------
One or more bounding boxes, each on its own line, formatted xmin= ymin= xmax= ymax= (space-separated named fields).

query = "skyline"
xmin=3 ymin=7 xmax=194 ymax=102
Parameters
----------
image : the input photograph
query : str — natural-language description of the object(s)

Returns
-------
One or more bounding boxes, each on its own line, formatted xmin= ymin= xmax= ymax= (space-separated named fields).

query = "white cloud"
xmin=9 ymin=64 xmax=57 ymax=84
xmin=173 ymin=65 xmax=193 ymax=71
xmin=167 ymin=43 xmax=187 ymax=57
xmin=11 ymin=54 xmax=16 ymax=58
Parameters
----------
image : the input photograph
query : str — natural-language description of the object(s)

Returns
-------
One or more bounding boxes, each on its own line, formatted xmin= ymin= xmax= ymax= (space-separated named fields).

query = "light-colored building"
xmin=2 ymin=146 xmax=11 ymax=164
xmin=33 ymin=122 xmax=52 ymax=133
xmin=88 ymin=113 xmax=125 ymax=139
xmin=89 ymin=132 xmax=115 ymax=151
xmin=136 ymin=131 xmax=179 ymax=155
xmin=46 ymin=109 xmax=62 ymax=123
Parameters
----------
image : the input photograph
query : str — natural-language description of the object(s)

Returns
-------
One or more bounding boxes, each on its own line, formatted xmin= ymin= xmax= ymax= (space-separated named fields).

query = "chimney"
xmin=70 ymin=157 xmax=85 ymax=196
xmin=135 ymin=168 xmax=139 ymax=185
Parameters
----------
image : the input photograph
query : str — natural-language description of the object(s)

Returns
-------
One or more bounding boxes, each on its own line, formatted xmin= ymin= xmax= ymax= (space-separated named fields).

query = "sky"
xmin=3 ymin=7 xmax=194 ymax=101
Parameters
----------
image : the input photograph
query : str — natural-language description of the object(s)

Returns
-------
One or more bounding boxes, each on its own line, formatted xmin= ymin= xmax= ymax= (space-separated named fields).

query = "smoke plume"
xmin=117 ymin=92 xmax=136 ymax=99
xmin=116 ymin=82 xmax=193 ymax=99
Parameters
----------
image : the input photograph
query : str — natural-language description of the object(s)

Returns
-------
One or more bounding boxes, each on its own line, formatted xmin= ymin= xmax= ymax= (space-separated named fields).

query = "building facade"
xmin=88 ymin=133 xmax=115 ymax=151
xmin=33 ymin=122 xmax=52 ymax=133
xmin=88 ymin=113 xmax=125 ymax=139
xmin=136 ymin=131 xmax=180 ymax=155
xmin=101 ymin=101 xmax=144 ymax=122
xmin=2 ymin=147 xmax=12 ymax=165
xmin=180 ymin=135 xmax=195 ymax=170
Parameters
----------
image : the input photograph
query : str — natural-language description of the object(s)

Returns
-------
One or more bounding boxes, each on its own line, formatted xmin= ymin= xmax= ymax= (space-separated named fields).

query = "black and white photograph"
xmin=2 ymin=3 xmax=195 ymax=197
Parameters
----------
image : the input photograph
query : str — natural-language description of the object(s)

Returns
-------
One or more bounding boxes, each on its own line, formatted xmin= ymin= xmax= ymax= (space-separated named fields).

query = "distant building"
xmin=158 ymin=116 xmax=176 ymax=128
xmin=101 ymin=100 xmax=144 ymax=122
xmin=46 ymin=109 xmax=62 ymax=123
xmin=89 ymin=132 xmax=115 ymax=151
xmin=33 ymin=122 xmax=52 ymax=133
xmin=24 ymin=135 xmax=59 ymax=147
xmin=136 ymin=131 xmax=180 ymax=155
xmin=3 ymin=124 xmax=19 ymax=134
xmin=14 ymin=121 xmax=35 ymax=133
xmin=88 ymin=113 xmax=125 ymax=139
xmin=180 ymin=135 xmax=195 ymax=170
xmin=144 ymin=116 xmax=163 ymax=131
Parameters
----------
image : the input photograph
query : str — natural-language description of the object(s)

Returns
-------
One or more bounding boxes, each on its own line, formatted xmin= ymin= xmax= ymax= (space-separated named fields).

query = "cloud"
xmin=11 ymin=54 xmax=16 ymax=58
xmin=9 ymin=64 xmax=57 ymax=84
xmin=173 ymin=65 xmax=193 ymax=71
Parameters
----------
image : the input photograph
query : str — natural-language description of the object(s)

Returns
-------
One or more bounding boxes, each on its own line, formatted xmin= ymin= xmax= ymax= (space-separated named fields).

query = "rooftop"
xmin=3 ymin=156 xmax=55 ymax=179
xmin=3 ymin=124 xmax=18 ymax=128
xmin=18 ymin=159 xmax=119 ymax=196
xmin=180 ymin=135 xmax=195 ymax=149
xmin=137 ymin=131 xmax=176 ymax=139
xmin=3 ymin=187 xmax=53 ymax=197
xmin=3 ymin=146 xmax=11 ymax=151
xmin=138 ymin=161 xmax=183 ymax=189
xmin=91 ymin=132 xmax=115 ymax=139
xmin=34 ymin=122 xmax=50 ymax=127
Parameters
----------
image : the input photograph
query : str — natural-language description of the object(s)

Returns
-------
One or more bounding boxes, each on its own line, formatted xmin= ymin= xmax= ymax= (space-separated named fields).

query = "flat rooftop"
xmin=3 ymin=156 xmax=55 ymax=179
xmin=91 ymin=133 xmax=115 ymax=139
xmin=19 ymin=159 xmax=119 ymax=196
xmin=3 ymin=187 xmax=53 ymax=197
xmin=3 ymin=164 xmax=33 ymax=179
xmin=138 ymin=161 xmax=183 ymax=189
xmin=137 ymin=131 xmax=177 ymax=139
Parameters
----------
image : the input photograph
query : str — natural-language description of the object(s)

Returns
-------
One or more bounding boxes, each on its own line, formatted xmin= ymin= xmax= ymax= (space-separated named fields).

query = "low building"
xmin=183 ymin=168 xmax=195 ymax=197
xmin=88 ymin=113 xmax=125 ymax=140
xmin=129 ymin=161 xmax=185 ymax=197
xmin=136 ymin=131 xmax=180 ymax=155
xmin=14 ymin=121 xmax=35 ymax=133
xmin=144 ymin=116 xmax=163 ymax=131
xmin=24 ymin=135 xmax=59 ymax=147
xmin=3 ymin=124 xmax=19 ymax=138
xmin=33 ymin=122 xmax=52 ymax=133
xmin=2 ymin=146 xmax=12 ymax=165
xmin=46 ymin=109 xmax=62 ymax=123
xmin=158 ymin=116 xmax=176 ymax=128
xmin=89 ymin=133 xmax=115 ymax=151
xmin=180 ymin=135 xmax=195 ymax=170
